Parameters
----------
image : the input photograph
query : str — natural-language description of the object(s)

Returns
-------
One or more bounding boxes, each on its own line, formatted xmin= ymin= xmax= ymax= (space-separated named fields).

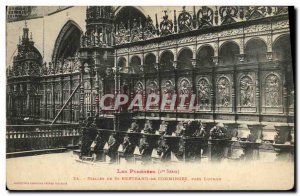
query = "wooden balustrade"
xmin=6 ymin=124 xmax=80 ymax=154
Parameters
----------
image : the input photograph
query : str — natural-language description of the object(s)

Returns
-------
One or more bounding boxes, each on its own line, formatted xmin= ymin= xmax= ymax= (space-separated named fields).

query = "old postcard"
xmin=6 ymin=6 xmax=295 ymax=191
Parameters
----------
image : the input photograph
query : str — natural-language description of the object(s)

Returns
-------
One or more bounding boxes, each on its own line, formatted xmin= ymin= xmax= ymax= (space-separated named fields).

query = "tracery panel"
xmin=237 ymin=73 xmax=257 ymax=113
xmin=216 ymin=75 xmax=233 ymax=112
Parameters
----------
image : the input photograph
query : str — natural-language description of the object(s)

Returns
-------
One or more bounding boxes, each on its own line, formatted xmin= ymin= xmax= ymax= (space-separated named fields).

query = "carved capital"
xmin=212 ymin=56 xmax=219 ymax=65
xmin=266 ymin=52 xmax=273 ymax=61
xmin=236 ymin=54 xmax=245 ymax=62
xmin=191 ymin=59 xmax=197 ymax=68
xmin=173 ymin=61 xmax=178 ymax=69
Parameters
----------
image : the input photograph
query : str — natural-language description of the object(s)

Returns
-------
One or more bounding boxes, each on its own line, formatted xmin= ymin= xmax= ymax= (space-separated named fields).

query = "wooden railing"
xmin=6 ymin=124 xmax=80 ymax=154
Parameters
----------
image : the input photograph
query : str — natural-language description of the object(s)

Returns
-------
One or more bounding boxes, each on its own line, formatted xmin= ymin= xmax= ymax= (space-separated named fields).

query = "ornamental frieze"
xmin=244 ymin=24 xmax=271 ymax=33
xmin=177 ymin=36 xmax=196 ymax=44
xmin=159 ymin=40 xmax=177 ymax=47
xmin=218 ymin=28 xmax=243 ymax=37
xmin=197 ymin=33 xmax=218 ymax=41
xmin=117 ymin=48 xmax=128 ymax=54
xmin=129 ymin=45 xmax=143 ymax=52
xmin=143 ymin=43 xmax=158 ymax=50
xmin=272 ymin=20 xmax=289 ymax=30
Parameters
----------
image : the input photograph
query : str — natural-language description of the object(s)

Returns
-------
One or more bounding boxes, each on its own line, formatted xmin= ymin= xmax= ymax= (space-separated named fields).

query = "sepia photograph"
xmin=5 ymin=5 xmax=295 ymax=191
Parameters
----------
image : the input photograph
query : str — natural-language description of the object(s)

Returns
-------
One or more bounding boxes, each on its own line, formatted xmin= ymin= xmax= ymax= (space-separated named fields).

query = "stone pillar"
xmin=60 ymin=77 xmax=64 ymax=122
xmin=26 ymin=83 xmax=31 ymax=117
xmin=224 ymin=122 xmax=239 ymax=158
xmin=203 ymin=122 xmax=217 ymax=158
xmin=208 ymin=138 xmax=230 ymax=162
xmin=69 ymin=76 xmax=73 ymax=122
xmin=173 ymin=60 xmax=178 ymax=113
xmin=95 ymin=69 xmax=100 ymax=116
xmin=79 ymin=64 xmax=85 ymax=124
xmin=51 ymin=82 xmax=55 ymax=119
xmin=266 ymin=34 xmax=273 ymax=61
xmin=43 ymin=82 xmax=47 ymax=120
xmin=238 ymin=123 xmax=264 ymax=161
xmin=239 ymin=142 xmax=261 ymax=161
xmin=273 ymin=125 xmax=294 ymax=161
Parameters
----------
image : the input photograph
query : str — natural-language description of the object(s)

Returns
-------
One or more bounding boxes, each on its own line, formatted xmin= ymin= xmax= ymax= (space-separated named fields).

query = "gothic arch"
xmin=245 ymin=37 xmax=267 ymax=62
xmin=129 ymin=55 xmax=142 ymax=66
xmin=272 ymin=33 xmax=290 ymax=48
xmin=219 ymin=40 xmax=240 ymax=51
xmin=144 ymin=53 xmax=156 ymax=72
xmin=159 ymin=50 xmax=174 ymax=70
xmin=177 ymin=46 xmax=193 ymax=57
xmin=52 ymin=20 xmax=83 ymax=64
xmin=197 ymin=45 xmax=214 ymax=67
xmin=117 ymin=57 xmax=127 ymax=67
xmin=159 ymin=49 xmax=174 ymax=61
xmin=177 ymin=47 xmax=193 ymax=69
xmin=114 ymin=6 xmax=147 ymax=29
xmin=144 ymin=53 xmax=156 ymax=64
xmin=219 ymin=41 xmax=240 ymax=65
xmin=134 ymin=81 xmax=144 ymax=94
xmin=272 ymin=34 xmax=291 ymax=61
xmin=245 ymin=37 xmax=267 ymax=49
xmin=130 ymin=55 xmax=142 ymax=73
xmin=114 ymin=6 xmax=146 ymax=16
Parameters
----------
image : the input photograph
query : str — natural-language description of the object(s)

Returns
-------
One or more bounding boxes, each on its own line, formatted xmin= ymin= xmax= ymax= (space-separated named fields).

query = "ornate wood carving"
xmin=197 ymin=6 xmax=214 ymax=28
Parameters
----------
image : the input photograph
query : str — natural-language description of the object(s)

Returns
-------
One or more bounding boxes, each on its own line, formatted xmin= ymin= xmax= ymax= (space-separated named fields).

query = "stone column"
xmin=43 ymin=82 xmax=47 ymax=120
xmin=203 ymin=122 xmax=217 ymax=158
xmin=224 ymin=122 xmax=239 ymax=158
xmin=273 ymin=125 xmax=294 ymax=161
xmin=69 ymin=76 xmax=73 ymax=122
xmin=95 ymin=69 xmax=100 ymax=116
xmin=51 ymin=82 xmax=55 ymax=119
xmin=79 ymin=63 xmax=85 ymax=124
xmin=60 ymin=77 xmax=64 ymax=122
xmin=26 ymin=83 xmax=31 ymax=117
xmin=238 ymin=123 xmax=263 ymax=161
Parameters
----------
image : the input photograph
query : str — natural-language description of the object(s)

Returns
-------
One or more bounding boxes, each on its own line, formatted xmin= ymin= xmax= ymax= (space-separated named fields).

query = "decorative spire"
xmin=22 ymin=20 xmax=29 ymax=41
xmin=193 ymin=6 xmax=197 ymax=28
xmin=163 ymin=10 xmax=168 ymax=18
xmin=155 ymin=13 xmax=159 ymax=35
xmin=174 ymin=10 xmax=177 ymax=33
xmin=214 ymin=6 xmax=219 ymax=25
